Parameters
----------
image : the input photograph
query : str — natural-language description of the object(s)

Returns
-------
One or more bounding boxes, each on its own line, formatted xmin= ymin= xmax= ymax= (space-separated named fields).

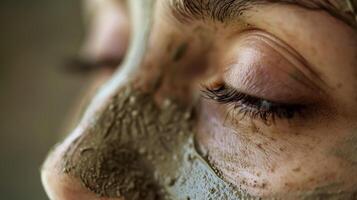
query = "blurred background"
xmin=0 ymin=0 xmax=93 ymax=199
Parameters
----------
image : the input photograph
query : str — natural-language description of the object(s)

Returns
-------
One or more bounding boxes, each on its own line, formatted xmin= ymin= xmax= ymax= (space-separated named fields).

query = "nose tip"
xmin=41 ymin=142 xmax=125 ymax=200
xmin=42 ymin=85 xmax=192 ymax=200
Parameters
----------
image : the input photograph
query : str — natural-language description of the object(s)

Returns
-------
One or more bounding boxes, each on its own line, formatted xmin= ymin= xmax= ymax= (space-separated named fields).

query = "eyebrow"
xmin=169 ymin=0 xmax=357 ymax=27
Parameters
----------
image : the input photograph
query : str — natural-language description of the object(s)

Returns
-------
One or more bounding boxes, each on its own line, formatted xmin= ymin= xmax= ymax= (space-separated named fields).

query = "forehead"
xmin=166 ymin=0 xmax=357 ymax=27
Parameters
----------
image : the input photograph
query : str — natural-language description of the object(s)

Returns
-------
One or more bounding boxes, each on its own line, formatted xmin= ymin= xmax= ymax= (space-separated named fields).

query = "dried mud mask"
xmin=61 ymin=85 xmax=248 ymax=200
xmin=53 ymin=0 xmax=357 ymax=199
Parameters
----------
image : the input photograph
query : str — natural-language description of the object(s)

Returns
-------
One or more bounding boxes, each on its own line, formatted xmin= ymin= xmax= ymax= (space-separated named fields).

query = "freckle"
xmin=261 ymin=183 xmax=267 ymax=189
xmin=270 ymin=167 xmax=275 ymax=173
xmin=257 ymin=143 xmax=263 ymax=150
xmin=336 ymin=82 xmax=343 ymax=89
xmin=293 ymin=167 xmax=301 ymax=172
xmin=172 ymin=42 xmax=188 ymax=62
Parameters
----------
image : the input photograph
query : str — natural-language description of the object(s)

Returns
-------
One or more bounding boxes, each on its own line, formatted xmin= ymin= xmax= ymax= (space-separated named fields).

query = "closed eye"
xmin=201 ymin=83 xmax=306 ymax=123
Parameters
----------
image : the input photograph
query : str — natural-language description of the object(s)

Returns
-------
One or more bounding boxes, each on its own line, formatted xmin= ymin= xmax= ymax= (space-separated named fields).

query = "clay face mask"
xmin=59 ymin=1 xmax=248 ymax=199
xmin=51 ymin=0 xmax=357 ymax=199
xmin=61 ymin=85 xmax=247 ymax=199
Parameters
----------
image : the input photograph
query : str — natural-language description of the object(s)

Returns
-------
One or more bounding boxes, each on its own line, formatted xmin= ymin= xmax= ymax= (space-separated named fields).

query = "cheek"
xmin=332 ymin=131 xmax=357 ymax=167
xmin=196 ymin=101 xmax=282 ymax=192
xmin=196 ymin=100 xmax=357 ymax=197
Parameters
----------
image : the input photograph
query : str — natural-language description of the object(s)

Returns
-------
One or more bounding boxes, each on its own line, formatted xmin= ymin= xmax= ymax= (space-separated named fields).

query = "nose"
xmin=42 ymin=86 xmax=195 ymax=200
xmin=41 ymin=0 xmax=239 ymax=198
xmin=41 ymin=1 xmax=197 ymax=199
xmin=41 ymin=1 xmax=160 ymax=199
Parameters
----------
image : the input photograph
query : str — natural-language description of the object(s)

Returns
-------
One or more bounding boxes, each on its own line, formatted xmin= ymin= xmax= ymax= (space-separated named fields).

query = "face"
xmin=41 ymin=0 xmax=357 ymax=199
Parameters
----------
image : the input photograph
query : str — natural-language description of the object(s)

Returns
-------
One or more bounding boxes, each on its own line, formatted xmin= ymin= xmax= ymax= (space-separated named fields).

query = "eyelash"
xmin=201 ymin=83 xmax=305 ymax=123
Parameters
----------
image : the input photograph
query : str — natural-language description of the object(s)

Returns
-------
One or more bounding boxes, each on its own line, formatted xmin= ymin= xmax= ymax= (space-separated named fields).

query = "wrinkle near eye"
xmin=247 ymin=4 xmax=357 ymax=92
xmin=221 ymin=31 xmax=323 ymax=104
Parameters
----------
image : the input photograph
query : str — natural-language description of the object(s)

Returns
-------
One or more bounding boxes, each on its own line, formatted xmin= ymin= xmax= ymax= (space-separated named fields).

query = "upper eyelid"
xmin=63 ymin=56 xmax=122 ymax=74
xmin=222 ymin=31 xmax=330 ymax=96
xmin=201 ymin=83 xmax=305 ymax=121
xmin=202 ymin=83 xmax=298 ymax=106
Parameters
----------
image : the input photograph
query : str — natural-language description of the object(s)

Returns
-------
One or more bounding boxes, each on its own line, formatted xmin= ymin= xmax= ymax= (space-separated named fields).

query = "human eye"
xmin=186 ymin=1 xmax=356 ymax=197
xmin=65 ymin=0 xmax=130 ymax=74
xmin=200 ymin=30 xmax=328 ymax=125
xmin=202 ymin=83 xmax=306 ymax=122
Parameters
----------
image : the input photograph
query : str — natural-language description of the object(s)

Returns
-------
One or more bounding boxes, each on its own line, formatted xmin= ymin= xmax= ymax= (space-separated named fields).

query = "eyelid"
xmin=250 ymin=31 xmax=328 ymax=90
xmin=232 ymin=31 xmax=326 ymax=89
xmin=81 ymin=0 xmax=130 ymax=71
xmin=63 ymin=56 xmax=122 ymax=74
xmin=201 ymin=83 xmax=306 ymax=122
xmin=221 ymin=31 xmax=326 ymax=104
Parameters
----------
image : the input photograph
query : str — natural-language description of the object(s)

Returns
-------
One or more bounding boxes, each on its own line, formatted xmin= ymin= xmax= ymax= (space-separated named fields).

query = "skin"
xmin=41 ymin=0 xmax=357 ymax=199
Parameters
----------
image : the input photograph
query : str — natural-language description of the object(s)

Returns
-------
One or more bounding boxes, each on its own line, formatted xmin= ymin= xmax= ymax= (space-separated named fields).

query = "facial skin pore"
xmin=41 ymin=0 xmax=357 ymax=199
